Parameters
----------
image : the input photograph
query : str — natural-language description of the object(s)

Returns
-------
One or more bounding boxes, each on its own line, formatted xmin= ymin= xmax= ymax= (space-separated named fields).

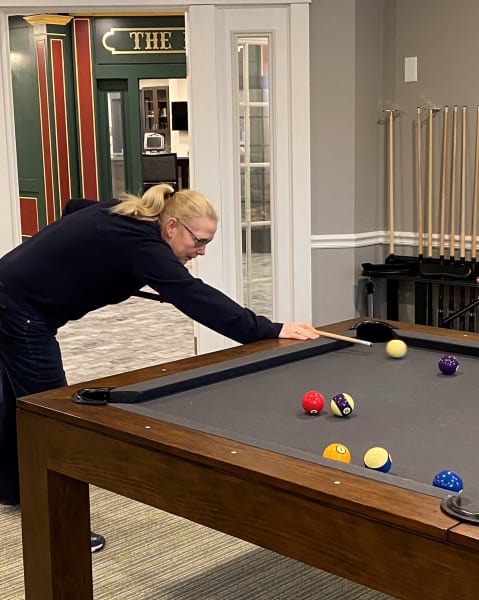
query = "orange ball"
xmin=322 ymin=443 xmax=351 ymax=463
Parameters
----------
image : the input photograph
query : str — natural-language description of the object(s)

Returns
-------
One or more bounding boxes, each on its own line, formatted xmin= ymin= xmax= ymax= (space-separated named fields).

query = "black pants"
xmin=0 ymin=284 xmax=66 ymax=503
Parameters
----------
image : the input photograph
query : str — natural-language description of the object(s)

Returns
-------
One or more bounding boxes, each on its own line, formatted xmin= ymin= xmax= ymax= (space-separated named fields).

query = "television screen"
xmin=144 ymin=132 xmax=165 ymax=153
xmin=171 ymin=101 xmax=188 ymax=131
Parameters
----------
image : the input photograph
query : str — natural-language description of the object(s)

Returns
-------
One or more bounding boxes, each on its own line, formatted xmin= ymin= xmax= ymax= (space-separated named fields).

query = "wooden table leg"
xmin=17 ymin=411 xmax=93 ymax=600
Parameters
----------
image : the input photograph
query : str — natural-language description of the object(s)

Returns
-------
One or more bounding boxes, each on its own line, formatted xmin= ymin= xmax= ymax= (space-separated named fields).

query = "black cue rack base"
xmin=362 ymin=256 xmax=479 ymax=330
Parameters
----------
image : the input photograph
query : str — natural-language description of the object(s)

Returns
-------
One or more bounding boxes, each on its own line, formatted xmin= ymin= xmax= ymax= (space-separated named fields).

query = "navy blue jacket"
xmin=0 ymin=200 xmax=281 ymax=344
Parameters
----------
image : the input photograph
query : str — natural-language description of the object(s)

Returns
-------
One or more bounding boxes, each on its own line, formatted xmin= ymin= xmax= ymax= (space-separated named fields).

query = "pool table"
xmin=16 ymin=319 xmax=479 ymax=600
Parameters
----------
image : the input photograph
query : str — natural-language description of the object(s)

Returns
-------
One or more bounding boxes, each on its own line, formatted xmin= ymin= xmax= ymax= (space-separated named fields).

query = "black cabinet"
xmin=141 ymin=86 xmax=170 ymax=151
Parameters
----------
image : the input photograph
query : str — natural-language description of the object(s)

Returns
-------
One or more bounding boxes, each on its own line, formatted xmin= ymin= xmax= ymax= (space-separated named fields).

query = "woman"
xmin=0 ymin=184 xmax=318 ymax=549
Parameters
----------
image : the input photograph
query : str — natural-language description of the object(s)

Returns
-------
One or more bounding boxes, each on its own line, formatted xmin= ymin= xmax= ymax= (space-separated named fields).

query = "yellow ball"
xmin=323 ymin=443 xmax=351 ymax=463
xmin=386 ymin=339 xmax=407 ymax=359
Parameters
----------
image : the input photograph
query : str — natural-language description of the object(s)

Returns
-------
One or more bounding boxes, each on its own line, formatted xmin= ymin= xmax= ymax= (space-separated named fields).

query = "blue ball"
xmin=432 ymin=470 xmax=463 ymax=492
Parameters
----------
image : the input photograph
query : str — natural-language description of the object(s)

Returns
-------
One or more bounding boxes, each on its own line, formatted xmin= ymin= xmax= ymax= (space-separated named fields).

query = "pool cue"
xmin=447 ymin=107 xmax=458 ymax=326
xmin=449 ymin=106 xmax=458 ymax=264
xmin=439 ymin=107 xmax=449 ymax=265
xmin=425 ymin=108 xmax=436 ymax=326
xmin=313 ymin=329 xmax=373 ymax=347
xmin=387 ymin=109 xmax=395 ymax=261
xmin=426 ymin=107 xmax=434 ymax=261
xmin=459 ymin=106 xmax=467 ymax=266
xmin=471 ymin=105 xmax=479 ymax=276
xmin=417 ymin=107 xmax=424 ymax=263
xmin=438 ymin=106 xmax=449 ymax=326
xmin=459 ymin=107 xmax=468 ymax=330
xmin=469 ymin=106 xmax=479 ymax=331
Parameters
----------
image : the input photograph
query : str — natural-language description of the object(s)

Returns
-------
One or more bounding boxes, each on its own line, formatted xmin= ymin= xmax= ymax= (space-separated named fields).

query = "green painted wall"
xmin=10 ymin=14 xmax=187 ymax=231
xmin=9 ymin=16 xmax=46 ymax=229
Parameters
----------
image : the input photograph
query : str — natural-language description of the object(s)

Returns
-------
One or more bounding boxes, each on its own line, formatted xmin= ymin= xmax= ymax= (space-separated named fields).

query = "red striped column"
xmin=51 ymin=38 xmax=72 ymax=210
xmin=73 ymin=18 xmax=99 ymax=199
xmin=35 ymin=38 xmax=55 ymax=224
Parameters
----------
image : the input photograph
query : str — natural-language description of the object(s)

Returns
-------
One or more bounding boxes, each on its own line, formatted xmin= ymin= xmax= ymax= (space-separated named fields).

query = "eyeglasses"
xmin=176 ymin=218 xmax=211 ymax=248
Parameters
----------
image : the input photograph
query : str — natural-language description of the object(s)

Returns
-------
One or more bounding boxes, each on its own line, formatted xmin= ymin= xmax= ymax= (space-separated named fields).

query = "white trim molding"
xmin=0 ymin=0 xmax=310 ymax=11
xmin=311 ymin=230 xmax=479 ymax=251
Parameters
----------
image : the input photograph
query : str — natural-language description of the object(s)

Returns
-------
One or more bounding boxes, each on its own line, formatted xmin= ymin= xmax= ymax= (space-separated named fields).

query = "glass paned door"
xmin=237 ymin=37 xmax=272 ymax=318
xmin=107 ymin=91 xmax=126 ymax=198
xmin=97 ymin=79 xmax=130 ymax=200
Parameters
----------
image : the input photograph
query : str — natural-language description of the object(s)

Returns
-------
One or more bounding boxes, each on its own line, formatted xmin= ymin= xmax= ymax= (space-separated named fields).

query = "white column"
xmin=0 ymin=11 xmax=21 ymax=256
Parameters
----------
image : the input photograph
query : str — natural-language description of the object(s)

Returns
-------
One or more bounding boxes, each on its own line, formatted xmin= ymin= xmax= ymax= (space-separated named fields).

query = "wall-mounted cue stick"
xmin=417 ymin=107 xmax=424 ymax=262
xmin=420 ymin=107 xmax=455 ymax=317
xmin=428 ymin=108 xmax=435 ymax=260
xmin=460 ymin=106 xmax=467 ymax=265
xmin=439 ymin=107 xmax=448 ymax=264
xmin=471 ymin=105 xmax=479 ymax=275
xmin=470 ymin=106 xmax=479 ymax=332
xmin=448 ymin=106 xmax=458 ymax=326
xmin=388 ymin=109 xmax=395 ymax=259
xmin=449 ymin=106 xmax=458 ymax=264
xmin=438 ymin=107 xmax=448 ymax=326
xmin=459 ymin=107 xmax=467 ymax=330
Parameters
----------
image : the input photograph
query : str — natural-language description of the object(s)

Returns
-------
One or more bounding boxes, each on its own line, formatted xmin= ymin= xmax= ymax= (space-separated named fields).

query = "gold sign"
xmin=102 ymin=27 xmax=185 ymax=54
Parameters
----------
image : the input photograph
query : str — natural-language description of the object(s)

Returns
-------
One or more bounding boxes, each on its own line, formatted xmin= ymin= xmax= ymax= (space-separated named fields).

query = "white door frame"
xmin=0 ymin=0 xmax=311 ymax=355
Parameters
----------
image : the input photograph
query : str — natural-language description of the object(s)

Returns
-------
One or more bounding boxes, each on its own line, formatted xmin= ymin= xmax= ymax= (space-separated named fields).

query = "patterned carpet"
xmin=0 ymin=293 xmax=395 ymax=599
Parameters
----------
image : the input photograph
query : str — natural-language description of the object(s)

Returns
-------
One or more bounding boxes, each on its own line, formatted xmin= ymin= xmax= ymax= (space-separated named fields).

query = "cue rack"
xmin=363 ymin=105 xmax=479 ymax=332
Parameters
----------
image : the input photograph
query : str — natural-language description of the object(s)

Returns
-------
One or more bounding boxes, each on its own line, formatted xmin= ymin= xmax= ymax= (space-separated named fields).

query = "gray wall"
xmin=310 ymin=0 xmax=385 ymax=324
xmin=390 ymin=0 xmax=479 ymax=236
xmin=310 ymin=0 xmax=479 ymax=325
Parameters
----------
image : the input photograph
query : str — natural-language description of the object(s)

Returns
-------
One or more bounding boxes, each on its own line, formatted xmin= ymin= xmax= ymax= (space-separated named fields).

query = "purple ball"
xmin=438 ymin=354 xmax=459 ymax=376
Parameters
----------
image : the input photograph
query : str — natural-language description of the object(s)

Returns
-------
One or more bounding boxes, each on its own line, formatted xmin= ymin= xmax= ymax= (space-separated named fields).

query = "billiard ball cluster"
xmin=302 ymin=389 xmax=393 ymax=471
xmin=385 ymin=339 xmax=461 ymax=379
xmin=301 ymin=340 xmax=465 ymax=491
xmin=302 ymin=390 xmax=355 ymax=417
xmin=320 ymin=442 xmax=392 ymax=471
xmin=320 ymin=439 xmax=463 ymax=490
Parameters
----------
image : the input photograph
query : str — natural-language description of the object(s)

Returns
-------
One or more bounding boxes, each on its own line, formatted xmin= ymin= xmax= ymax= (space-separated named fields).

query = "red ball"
xmin=301 ymin=390 xmax=325 ymax=415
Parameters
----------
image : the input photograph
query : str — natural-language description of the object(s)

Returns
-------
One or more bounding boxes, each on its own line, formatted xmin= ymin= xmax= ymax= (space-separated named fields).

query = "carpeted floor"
xmin=0 ymin=293 xmax=395 ymax=599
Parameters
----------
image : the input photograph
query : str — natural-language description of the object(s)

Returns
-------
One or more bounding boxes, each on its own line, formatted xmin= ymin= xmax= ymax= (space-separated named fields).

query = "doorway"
xmin=1 ymin=3 xmax=312 ymax=358
xmin=97 ymin=80 xmax=130 ymax=198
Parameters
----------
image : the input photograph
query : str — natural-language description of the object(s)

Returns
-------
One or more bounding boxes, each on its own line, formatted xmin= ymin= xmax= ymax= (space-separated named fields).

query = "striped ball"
xmin=331 ymin=393 xmax=355 ymax=417
xmin=363 ymin=446 xmax=392 ymax=473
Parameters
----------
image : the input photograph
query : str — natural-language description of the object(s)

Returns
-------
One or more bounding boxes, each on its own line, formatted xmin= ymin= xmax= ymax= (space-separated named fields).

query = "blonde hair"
xmin=110 ymin=183 xmax=218 ymax=225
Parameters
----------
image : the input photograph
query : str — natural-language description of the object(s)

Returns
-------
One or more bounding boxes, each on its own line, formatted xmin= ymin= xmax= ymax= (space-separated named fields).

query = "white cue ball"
xmin=386 ymin=339 xmax=407 ymax=359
